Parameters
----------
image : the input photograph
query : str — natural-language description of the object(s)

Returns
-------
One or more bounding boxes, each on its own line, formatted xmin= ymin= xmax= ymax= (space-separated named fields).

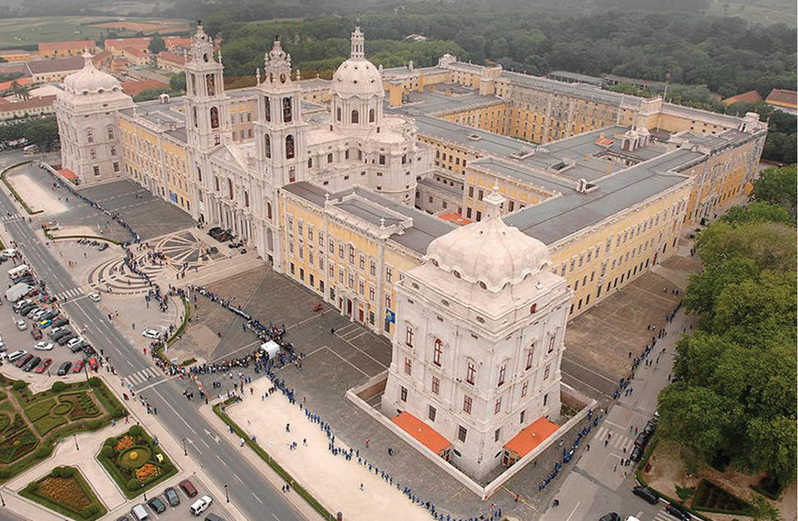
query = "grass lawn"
xmin=20 ymin=466 xmax=106 ymax=521
xmin=98 ymin=425 xmax=177 ymax=499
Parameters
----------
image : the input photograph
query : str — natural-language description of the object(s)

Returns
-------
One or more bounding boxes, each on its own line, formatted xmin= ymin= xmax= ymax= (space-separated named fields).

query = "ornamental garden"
xmin=20 ymin=466 xmax=106 ymax=521
xmin=98 ymin=424 xmax=177 ymax=498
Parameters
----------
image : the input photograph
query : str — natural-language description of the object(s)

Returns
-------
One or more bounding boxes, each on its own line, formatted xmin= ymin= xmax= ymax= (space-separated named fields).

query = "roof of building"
xmin=58 ymin=169 xmax=78 ymax=181
xmin=499 ymin=69 xmax=641 ymax=108
xmin=505 ymin=148 xmax=701 ymax=245
xmin=38 ymin=40 xmax=95 ymax=52
xmin=26 ymin=56 xmax=85 ymax=75
xmin=125 ymin=48 xmax=149 ymax=58
xmin=163 ymin=36 xmax=191 ymax=49
xmin=104 ymin=37 xmax=151 ymax=50
xmin=158 ymin=51 xmax=185 ymax=65
xmin=391 ymin=411 xmax=451 ymax=455
xmin=0 ymin=77 xmax=33 ymax=93
xmin=0 ymin=95 xmax=56 ymax=112
xmin=503 ymin=417 xmax=559 ymax=457
xmin=63 ymin=53 xmax=121 ymax=95
xmin=438 ymin=213 xmax=471 ymax=226
xmin=298 ymin=77 xmax=331 ymax=89
xmin=121 ymin=78 xmax=169 ymax=96
xmin=766 ymin=88 xmax=797 ymax=108
xmin=722 ymin=90 xmax=762 ymax=106
xmin=398 ymin=90 xmax=503 ymax=116
xmin=548 ymin=70 xmax=604 ymax=86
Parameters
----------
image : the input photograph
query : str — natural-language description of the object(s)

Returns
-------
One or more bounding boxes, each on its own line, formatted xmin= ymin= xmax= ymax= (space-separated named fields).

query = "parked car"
xmin=87 ymin=357 xmax=98 ymax=371
xmin=189 ymin=496 xmax=212 ymax=516
xmin=141 ymin=328 xmax=161 ymax=339
xmin=163 ymin=487 xmax=180 ymax=507
xmin=67 ymin=336 xmax=83 ymax=349
xmin=97 ymin=243 xmax=108 ymax=251
xmin=179 ymin=479 xmax=198 ymax=498
xmin=146 ymin=497 xmax=166 ymax=514
xmin=630 ymin=445 xmax=644 ymax=462
xmin=17 ymin=303 xmax=36 ymax=315
xmin=204 ymin=515 xmax=225 ymax=521
xmin=34 ymin=342 xmax=53 ymax=351
xmin=7 ymin=350 xmax=26 ymax=362
xmin=57 ymin=333 xmax=76 ymax=345
xmin=665 ymin=504 xmax=691 ymax=521
xmin=15 ymin=354 xmax=32 ymax=368
xmin=82 ymin=344 xmax=96 ymax=356
xmin=643 ymin=418 xmax=658 ymax=437
xmin=57 ymin=361 xmax=72 ymax=376
xmin=30 ymin=327 xmax=42 ymax=340
xmin=22 ymin=356 xmax=40 ymax=372
xmin=13 ymin=299 xmax=32 ymax=311
xmin=632 ymin=485 xmax=659 ymax=505
xmin=34 ymin=358 xmax=52 ymax=374
xmin=51 ymin=318 xmax=69 ymax=327
xmin=69 ymin=342 xmax=85 ymax=353
xmin=130 ymin=504 xmax=148 ymax=521
xmin=71 ymin=360 xmax=84 ymax=373
xmin=38 ymin=319 xmax=52 ymax=329
xmin=599 ymin=514 xmax=620 ymax=521
xmin=88 ymin=292 xmax=101 ymax=302
xmin=16 ymin=320 xmax=27 ymax=330
xmin=41 ymin=310 xmax=58 ymax=320
xmin=53 ymin=329 xmax=72 ymax=341
xmin=634 ymin=432 xmax=650 ymax=448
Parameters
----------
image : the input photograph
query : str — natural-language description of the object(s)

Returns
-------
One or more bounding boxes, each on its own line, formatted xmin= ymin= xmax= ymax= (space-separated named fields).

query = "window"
xmin=386 ymin=266 xmax=393 ymax=283
xmin=431 ymin=376 xmax=440 ymax=395
xmin=433 ymin=339 xmax=443 ymax=367
xmin=458 ymin=426 xmax=467 ymax=443
xmin=428 ymin=405 xmax=436 ymax=422
xmin=548 ymin=334 xmax=556 ymax=354
xmin=285 ymin=135 xmax=295 ymax=159
xmin=405 ymin=325 xmax=414 ymax=347
xmin=543 ymin=393 xmax=549 ymax=406
xmin=113 ymin=161 xmax=119 ymax=172
xmin=494 ymin=397 xmax=502 ymax=415
xmin=400 ymin=386 xmax=407 ymax=402
xmin=244 ymin=191 xmax=249 ymax=207
xmin=264 ymin=97 xmax=270 ymax=122
xmin=86 ymin=128 xmax=94 ymax=143
xmin=106 ymin=126 xmax=114 ymax=140
xmin=544 ymin=363 xmax=551 ymax=380
xmin=404 ymin=357 xmax=412 ymax=376
xmin=463 ymin=395 xmax=472 ymax=415
xmin=526 ymin=345 xmax=534 ymax=370
xmin=110 ymin=146 xmax=116 ymax=156
xmin=359 ymin=254 xmax=365 ymax=270
xmin=466 ymin=360 xmax=476 ymax=385
xmin=327 ymin=153 xmax=333 ymax=163
xmin=227 ymin=179 xmax=234 ymax=200
xmin=369 ymin=108 xmax=375 ymax=123
xmin=351 ymin=110 xmax=359 ymax=124
xmin=210 ymin=106 xmax=219 ymax=129
xmin=197 ymin=167 xmax=202 ymax=182
xmin=498 ymin=362 xmax=506 ymax=387
xmin=336 ymin=106 xmax=341 ymax=121
xmin=521 ymin=380 xmax=528 ymax=397
xmin=93 ymin=165 xmax=100 ymax=176
xmin=282 ymin=97 xmax=292 ymax=122
xmin=369 ymin=259 xmax=376 ymax=277
xmin=264 ymin=134 xmax=271 ymax=158
xmin=89 ymin=148 xmax=97 ymax=160
xmin=379 ymin=154 xmax=385 ymax=165
xmin=266 ymin=202 xmax=272 ymax=220
xmin=520 ymin=410 xmax=526 ymax=424
xmin=206 ymin=73 xmax=216 ymax=96
xmin=494 ymin=428 xmax=501 ymax=442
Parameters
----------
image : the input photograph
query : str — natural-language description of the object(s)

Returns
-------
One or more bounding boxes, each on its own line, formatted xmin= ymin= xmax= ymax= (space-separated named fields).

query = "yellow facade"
xmin=418 ymin=134 xmax=480 ymax=176
xmin=439 ymin=102 xmax=507 ymax=134
xmin=230 ymin=99 xmax=256 ymax=142
xmin=462 ymin=166 xmax=553 ymax=222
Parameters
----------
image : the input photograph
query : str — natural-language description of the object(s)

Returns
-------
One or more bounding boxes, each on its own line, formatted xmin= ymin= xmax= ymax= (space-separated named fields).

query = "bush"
xmin=34 ymin=446 xmax=50 ymax=459
xmin=87 ymin=378 xmax=101 ymax=389
xmin=126 ymin=478 xmax=140 ymax=491
xmin=52 ymin=382 xmax=67 ymax=393
xmin=12 ymin=381 xmax=26 ymax=391
xmin=128 ymin=425 xmax=144 ymax=437
xmin=100 ymin=445 xmax=113 ymax=458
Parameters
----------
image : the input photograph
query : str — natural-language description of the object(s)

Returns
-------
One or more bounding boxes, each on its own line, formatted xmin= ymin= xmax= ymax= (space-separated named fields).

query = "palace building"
xmin=56 ymin=23 xmax=767 ymax=479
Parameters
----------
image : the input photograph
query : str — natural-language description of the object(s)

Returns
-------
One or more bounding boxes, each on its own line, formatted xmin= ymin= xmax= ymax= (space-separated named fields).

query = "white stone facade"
xmin=382 ymin=191 xmax=571 ymax=480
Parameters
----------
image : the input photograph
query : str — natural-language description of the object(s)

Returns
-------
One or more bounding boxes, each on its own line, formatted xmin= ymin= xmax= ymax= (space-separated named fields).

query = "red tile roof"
xmin=163 ymin=37 xmax=191 ymax=50
xmin=392 ymin=411 xmax=451 ymax=455
xmin=59 ymin=169 xmax=78 ymax=181
xmin=158 ymin=51 xmax=185 ymax=65
xmin=26 ymin=56 xmax=85 ymax=75
xmin=766 ymin=89 xmax=797 ymax=108
xmin=121 ymin=79 xmax=169 ymax=96
xmin=722 ymin=90 xmax=762 ymax=106
xmin=39 ymin=40 xmax=95 ymax=52
xmin=0 ymin=77 xmax=33 ymax=93
xmin=125 ymin=48 xmax=149 ymax=58
xmin=104 ymin=37 xmax=152 ymax=51
xmin=504 ymin=417 xmax=559 ymax=458
xmin=438 ymin=212 xmax=471 ymax=226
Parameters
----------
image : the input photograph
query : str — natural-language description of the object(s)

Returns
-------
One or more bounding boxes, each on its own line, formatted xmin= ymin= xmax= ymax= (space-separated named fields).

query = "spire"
xmin=81 ymin=50 xmax=94 ymax=69
xmin=350 ymin=26 xmax=364 ymax=59
xmin=483 ymin=184 xmax=505 ymax=220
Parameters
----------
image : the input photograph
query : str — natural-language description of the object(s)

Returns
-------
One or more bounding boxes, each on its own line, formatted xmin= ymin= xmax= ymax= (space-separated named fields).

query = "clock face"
xmin=280 ymin=73 xmax=286 ymax=83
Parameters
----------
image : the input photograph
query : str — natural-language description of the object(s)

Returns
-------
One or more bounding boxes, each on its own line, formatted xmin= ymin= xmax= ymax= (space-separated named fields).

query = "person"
xmin=239 ymin=437 xmax=245 ymax=447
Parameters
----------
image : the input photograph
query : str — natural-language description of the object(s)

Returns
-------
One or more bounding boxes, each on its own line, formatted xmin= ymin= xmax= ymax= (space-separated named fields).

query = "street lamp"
xmin=73 ymin=434 xmax=79 ymax=451
xmin=143 ymin=492 xmax=147 ymax=502
xmin=224 ymin=484 xmax=229 ymax=503
xmin=182 ymin=437 xmax=187 ymax=456
xmin=0 ymin=486 xmax=5 ymax=506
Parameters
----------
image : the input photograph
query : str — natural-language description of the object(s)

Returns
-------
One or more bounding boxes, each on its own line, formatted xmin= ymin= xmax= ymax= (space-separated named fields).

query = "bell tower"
xmin=184 ymin=22 xmax=231 ymax=151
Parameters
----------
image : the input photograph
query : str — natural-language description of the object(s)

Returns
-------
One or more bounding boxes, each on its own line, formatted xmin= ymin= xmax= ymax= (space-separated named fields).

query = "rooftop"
xmin=396 ymin=90 xmax=503 ymax=116
xmin=39 ymin=40 xmax=95 ymax=52
xmin=392 ymin=412 xmax=451 ymax=455
xmin=766 ymin=88 xmax=797 ymax=107
xmin=503 ymin=417 xmax=559 ymax=458
xmin=500 ymin=70 xmax=642 ymax=108
xmin=548 ymin=70 xmax=604 ymax=86
xmin=26 ymin=56 xmax=85 ymax=75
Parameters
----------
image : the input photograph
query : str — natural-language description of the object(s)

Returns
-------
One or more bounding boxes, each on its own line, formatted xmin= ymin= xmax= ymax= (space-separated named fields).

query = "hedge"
xmin=214 ymin=400 xmax=336 ymax=521
xmin=19 ymin=465 xmax=107 ymax=521
xmin=0 ymin=161 xmax=44 ymax=215
xmin=97 ymin=427 xmax=177 ymax=499
xmin=51 ymin=235 xmax=121 ymax=245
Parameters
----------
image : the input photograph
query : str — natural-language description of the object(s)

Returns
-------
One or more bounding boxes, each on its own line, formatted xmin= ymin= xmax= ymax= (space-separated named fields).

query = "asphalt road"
xmin=0 ymin=154 xmax=304 ymax=521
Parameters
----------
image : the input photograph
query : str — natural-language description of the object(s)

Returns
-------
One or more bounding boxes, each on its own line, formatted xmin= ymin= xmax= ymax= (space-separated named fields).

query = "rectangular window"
xmin=404 ymin=357 xmax=412 ymax=376
xmin=548 ymin=335 xmax=556 ymax=353
xmin=498 ymin=363 xmax=506 ymax=387
xmin=405 ymin=326 xmax=413 ymax=347
xmin=400 ymin=386 xmax=407 ymax=402
xmin=521 ymin=380 xmax=528 ymax=397
xmin=544 ymin=363 xmax=551 ymax=380
xmin=520 ymin=410 xmax=526 ymax=424
xmin=428 ymin=405 xmax=436 ymax=422
xmin=466 ymin=360 xmax=476 ymax=384
xmin=463 ymin=395 xmax=472 ymax=414
xmin=385 ymin=266 xmax=393 ymax=283
xmin=494 ymin=397 xmax=502 ymax=414
xmin=526 ymin=345 xmax=534 ymax=369
xmin=494 ymin=428 xmax=500 ymax=442
xmin=431 ymin=376 xmax=440 ymax=395
xmin=458 ymin=426 xmax=467 ymax=443
xmin=433 ymin=340 xmax=443 ymax=366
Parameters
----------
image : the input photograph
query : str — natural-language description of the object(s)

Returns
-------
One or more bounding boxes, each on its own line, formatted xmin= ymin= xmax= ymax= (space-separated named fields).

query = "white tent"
xmin=259 ymin=340 xmax=281 ymax=360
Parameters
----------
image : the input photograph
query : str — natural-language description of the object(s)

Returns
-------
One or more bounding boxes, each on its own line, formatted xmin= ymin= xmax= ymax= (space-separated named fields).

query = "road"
xmin=0 ymin=154 xmax=304 ymax=521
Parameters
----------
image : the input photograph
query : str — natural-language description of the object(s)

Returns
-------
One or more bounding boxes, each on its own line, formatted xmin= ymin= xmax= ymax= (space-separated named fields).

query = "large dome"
xmin=425 ymin=192 xmax=550 ymax=292
xmin=64 ymin=53 xmax=121 ymax=96
xmin=333 ymin=27 xmax=384 ymax=99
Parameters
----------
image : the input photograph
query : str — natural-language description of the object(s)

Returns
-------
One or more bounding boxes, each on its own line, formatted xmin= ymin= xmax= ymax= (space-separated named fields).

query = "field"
xmin=0 ymin=16 xmax=189 ymax=49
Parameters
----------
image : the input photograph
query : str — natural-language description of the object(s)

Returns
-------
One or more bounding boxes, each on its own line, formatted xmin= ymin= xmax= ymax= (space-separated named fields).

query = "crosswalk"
xmin=122 ymin=367 xmax=162 ymax=388
xmin=0 ymin=214 xmax=23 ymax=223
xmin=594 ymin=425 xmax=635 ymax=453
xmin=56 ymin=287 xmax=84 ymax=301
xmin=654 ymin=509 xmax=682 ymax=521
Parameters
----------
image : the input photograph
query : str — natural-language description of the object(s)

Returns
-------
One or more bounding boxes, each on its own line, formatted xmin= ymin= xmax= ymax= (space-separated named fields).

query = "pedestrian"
xmin=360 ymin=483 xmax=364 ymax=491
xmin=604 ymin=439 xmax=608 ymax=447
xmin=239 ymin=437 xmax=245 ymax=447
xmin=586 ymin=443 xmax=590 ymax=451
xmin=286 ymin=423 xmax=290 ymax=432
xmin=365 ymin=439 xmax=369 ymax=448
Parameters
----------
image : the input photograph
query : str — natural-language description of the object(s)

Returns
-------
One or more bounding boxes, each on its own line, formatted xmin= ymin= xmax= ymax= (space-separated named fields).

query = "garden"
xmin=98 ymin=425 xmax=177 ymax=498
xmin=0 ymin=375 xmax=126 ymax=480
xmin=20 ymin=465 xmax=106 ymax=521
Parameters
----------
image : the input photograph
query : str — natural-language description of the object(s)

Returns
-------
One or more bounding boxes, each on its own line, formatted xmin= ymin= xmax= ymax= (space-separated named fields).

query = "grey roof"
xmin=448 ymin=61 xmax=486 ymax=73
xmin=470 ymin=157 xmax=574 ymax=193
xmin=417 ymin=177 xmax=462 ymax=197
xmin=298 ymin=77 xmax=331 ymax=89
xmin=681 ymin=128 xmax=754 ymax=151
xmin=281 ymin=182 xmax=455 ymax=255
xmin=661 ymin=103 xmax=743 ymax=128
xmin=499 ymin=70 xmax=642 ymax=108
xmin=395 ymin=90 xmax=503 ymax=116
xmin=124 ymin=95 xmax=186 ymax=128
xmin=26 ymin=56 xmax=84 ymax=74
xmin=548 ymin=71 xmax=604 ymax=86
xmin=165 ymin=127 xmax=187 ymax=143
xmin=505 ymin=148 xmax=702 ymax=245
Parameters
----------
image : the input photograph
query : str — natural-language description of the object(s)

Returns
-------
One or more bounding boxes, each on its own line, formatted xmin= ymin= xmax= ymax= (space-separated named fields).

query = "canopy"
xmin=259 ymin=340 xmax=281 ymax=359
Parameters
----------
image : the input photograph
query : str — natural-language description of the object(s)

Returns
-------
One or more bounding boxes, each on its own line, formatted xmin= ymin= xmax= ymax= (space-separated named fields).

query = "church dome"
xmin=425 ymin=190 xmax=550 ymax=292
xmin=332 ymin=27 xmax=384 ymax=99
xmin=64 ymin=52 xmax=121 ymax=95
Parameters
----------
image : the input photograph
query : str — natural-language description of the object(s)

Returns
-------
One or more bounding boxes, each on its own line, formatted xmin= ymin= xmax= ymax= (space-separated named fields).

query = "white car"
xmin=16 ymin=320 xmax=26 ymax=331
xmin=66 ymin=337 xmax=83 ymax=348
xmin=141 ymin=328 xmax=161 ymax=339
xmin=1 ymin=248 xmax=17 ymax=258
xmin=88 ymin=292 xmax=101 ymax=302
xmin=30 ymin=309 xmax=47 ymax=320
xmin=34 ymin=342 xmax=53 ymax=351
xmin=7 ymin=350 xmax=26 ymax=362
xmin=189 ymin=495 xmax=213 ymax=516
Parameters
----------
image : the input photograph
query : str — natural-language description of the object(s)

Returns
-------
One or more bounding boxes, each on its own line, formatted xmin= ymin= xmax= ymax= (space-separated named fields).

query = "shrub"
xmin=100 ymin=446 xmax=113 ymax=458
xmin=51 ymin=382 xmax=67 ymax=393
xmin=128 ymin=425 xmax=144 ymax=437
xmin=34 ymin=446 xmax=50 ymax=459
xmin=87 ymin=378 xmax=101 ymax=389
xmin=12 ymin=381 xmax=26 ymax=391
xmin=126 ymin=478 xmax=140 ymax=491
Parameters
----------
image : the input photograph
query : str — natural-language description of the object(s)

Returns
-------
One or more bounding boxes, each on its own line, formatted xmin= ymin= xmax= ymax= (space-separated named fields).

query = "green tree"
xmin=751 ymin=165 xmax=797 ymax=220
xmin=751 ymin=494 xmax=781 ymax=521
xmin=721 ymin=202 xmax=791 ymax=226
xmin=148 ymin=35 xmax=166 ymax=55
xmin=695 ymin=220 xmax=796 ymax=273
xmin=169 ymin=73 xmax=186 ymax=92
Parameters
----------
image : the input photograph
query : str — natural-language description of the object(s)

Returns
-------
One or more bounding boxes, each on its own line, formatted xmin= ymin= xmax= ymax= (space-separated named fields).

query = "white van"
xmin=8 ymin=265 xmax=29 ymax=279
xmin=130 ymin=503 xmax=149 ymax=521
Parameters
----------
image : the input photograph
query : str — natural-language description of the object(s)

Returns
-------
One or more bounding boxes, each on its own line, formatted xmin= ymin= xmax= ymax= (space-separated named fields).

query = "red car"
xmin=87 ymin=357 xmax=98 ymax=371
xmin=15 ymin=354 xmax=33 ymax=368
xmin=71 ymin=359 xmax=84 ymax=373
xmin=178 ymin=479 xmax=197 ymax=498
xmin=30 ymin=328 xmax=42 ymax=340
xmin=34 ymin=358 xmax=52 ymax=374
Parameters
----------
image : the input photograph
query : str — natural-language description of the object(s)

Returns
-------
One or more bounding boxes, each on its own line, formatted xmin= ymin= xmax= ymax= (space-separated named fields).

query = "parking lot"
xmin=111 ymin=475 xmax=236 ymax=521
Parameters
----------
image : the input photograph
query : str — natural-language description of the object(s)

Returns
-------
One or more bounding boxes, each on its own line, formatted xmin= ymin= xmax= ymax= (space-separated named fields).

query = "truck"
xmin=5 ymin=282 xmax=32 ymax=302
xmin=7 ymin=264 xmax=29 ymax=280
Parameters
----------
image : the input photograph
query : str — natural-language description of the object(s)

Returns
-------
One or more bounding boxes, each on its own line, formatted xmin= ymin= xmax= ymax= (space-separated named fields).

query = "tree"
xmin=148 ymin=35 xmax=166 ymax=55
xmin=695 ymin=220 xmax=796 ymax=273
xmin=751 ymin=494 xmax=781 ymax=521
xmin=169 ymin=73 xmax=186 ymax=92
xmin=751 ymin=165 xmax=797 ymax=220
xmin=721 ymin=202 xmax=791 ymax=226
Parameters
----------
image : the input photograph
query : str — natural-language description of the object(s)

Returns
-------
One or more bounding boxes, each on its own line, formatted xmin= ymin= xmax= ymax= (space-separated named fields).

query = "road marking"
xmin=154 ymin=387 xmax=196 ymax=433
xmin=200 ymin=439 xmax=210 ymax=448
xmin=251 ymin=492 xmax=263 ymax=504
xmin=272 ymin=514 xmax=280 ymax=521
xmin=286 ymin=308 xmax=334 ymax=330
xmin=215 ymin=454 xmax=227 ymax=466
xmin=233 ymin=473 xmax=244 ymax=484
xmin=565 ymin=501 xmax=581 ymax=521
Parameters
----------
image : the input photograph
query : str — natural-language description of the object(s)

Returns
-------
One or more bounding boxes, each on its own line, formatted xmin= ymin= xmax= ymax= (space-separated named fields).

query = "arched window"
xmin=336 ymin=107 xmax=341 ymax=122
xmin=244 ymin=191 xmax=249 ymax=207
xmin=86 ymin=128 xmax=94 ymax=144
xmin=266 ymin=202 xmax=272 ymax=219
xmin=433 ymin=339 xmax=443 ymax=367
xmin=192 ymin=107 xmax=198 ymax=128
xmin=227 ymin=179 xmax=233 ymax=200
xmin=285 ymin=135 xmax=295 ymax=159
xmin=206 ymin=73 xmax=216 ymax=96
xmin=210 ymin=107 xmax=219 ymax=129
xmin=369 ymin=108 xmax=375 ymax=123
xmin=264 ymin=134 xmax=271 ymax=159
xmin=282 ymin=97 xmax=292 ymax=123
xmin=466 ymin=359 xmax=476 ymax=385
xmin=189 ymin=74 xmax=196 ymax=95
xmin=351 ymin=110 xmax=359 ymax=124
xmin=307 ymin=158 xmax=312 ymax=168
xmin=264 ymin=97 xmax=270 ymax=122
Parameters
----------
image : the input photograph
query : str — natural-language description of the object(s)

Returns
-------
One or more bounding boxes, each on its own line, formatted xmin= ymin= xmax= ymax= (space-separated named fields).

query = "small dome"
xmin=64 ymin=52 xmax=121 ymax=95
xmin=426 ymin=214 xmax=550 ymax=292
xmin=333 ymin=58 xmax=383 ymax=98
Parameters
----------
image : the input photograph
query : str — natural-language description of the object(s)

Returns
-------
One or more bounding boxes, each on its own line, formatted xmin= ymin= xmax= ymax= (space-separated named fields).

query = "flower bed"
xmin=20 ymin=466 xmax=106 ymax=521
xmin=98 ymin=426 xmax=176 ymax=498
xmin=693 ymin=479 xmax=753 ymax=514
